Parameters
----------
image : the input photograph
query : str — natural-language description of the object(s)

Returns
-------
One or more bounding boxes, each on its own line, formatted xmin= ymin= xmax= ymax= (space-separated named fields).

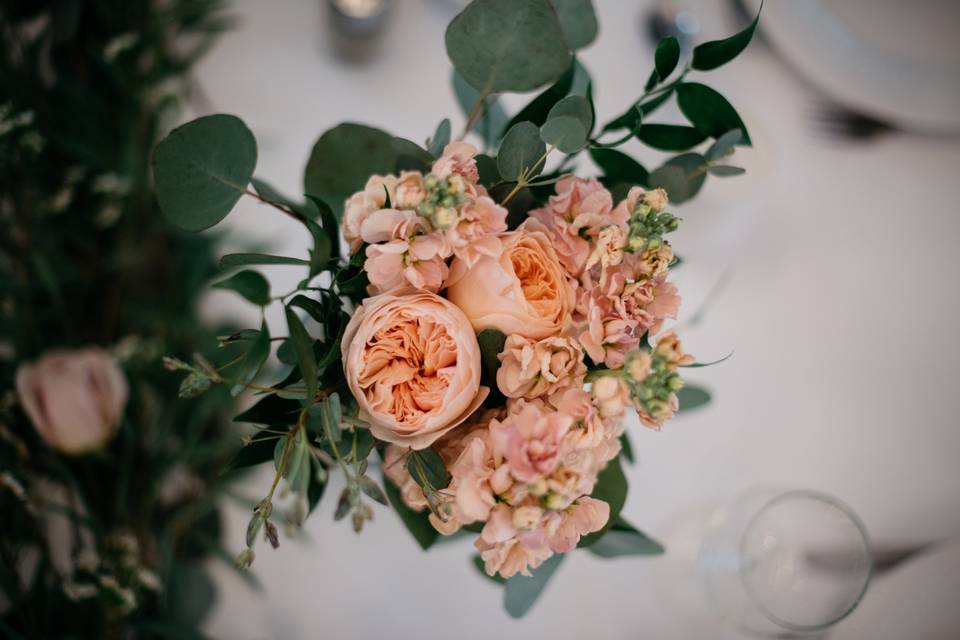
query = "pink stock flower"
xmin=444 ymin=195 xmax=507 ymax=268
xmin=362 ymin=210 xmax=451 ymax=293
xmin=496 ymin=335 xmax=586 ymax=400
xmin=489 ymin=400 xmax=572 ymax=483
xmin=591 ymin=375 xmax=630 ymax=419
xmin=543 ymin=497 xmax=610 ymax=552
xmin=342 ymin=175 xmax=397 ymax=253
xmin=431 ymin=141 xmax=479 ymax=183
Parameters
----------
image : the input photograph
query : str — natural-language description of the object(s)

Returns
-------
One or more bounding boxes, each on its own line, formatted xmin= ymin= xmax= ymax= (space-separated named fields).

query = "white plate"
xmin=742 ymin=0 xmax=960 ymax=133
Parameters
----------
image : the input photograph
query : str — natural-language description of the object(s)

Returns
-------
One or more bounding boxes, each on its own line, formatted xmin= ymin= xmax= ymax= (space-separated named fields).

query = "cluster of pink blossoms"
xmin=344 ymin=142 xmax=692 ymax=578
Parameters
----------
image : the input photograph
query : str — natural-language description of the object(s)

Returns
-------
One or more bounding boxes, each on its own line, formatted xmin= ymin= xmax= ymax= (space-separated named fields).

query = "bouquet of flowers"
xmin=154 ymin=0 xmax=757 ymax=616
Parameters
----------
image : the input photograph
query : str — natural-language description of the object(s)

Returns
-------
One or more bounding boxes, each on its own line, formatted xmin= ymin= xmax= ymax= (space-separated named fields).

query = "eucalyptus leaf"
xmin=549 ymin=0 xmax=597 ymax=49
xmin=540 ymin=115 xmax=588 ymax=153
xmin=676 ymin=384 xmax=711 ymax=413
xmin=476 ymin=154 xmax=501 ymax=187
xmin=546 ymin=94 xmax=592 ymax=132
xmin=504 ymin=61 xmax=576 ymax=133
xmin=676 ymin=83 xmax=751 ymax=145
xmin=504 ymin=553 xmax=565 ymax=618
xmin=637 ymin=124 xmax=707 ymax=151
xmin=230 ymin=321 xmax=270 ymax=396
xmin=284 ymin=306 xmax=318 ymax=402
xmin=587 ymin=518 xmax=665 ymax=558
xmin=654 ymin=36 xmax=680 ymax=82
xmin=303 ymin=123 xmax=395 ymax=219
xmin=497 ymin=122 xmax=546 ymax=181
xmin=428 ymin=118 xmax=451 ymax=158
xmin=648 ymin=152 xmax=708 ymax=204
xmin=691 ymin=5 xmax=760 ymax=71
xmin=153 ymin=114 xmax=257 ymax=232
xmin=445 ymin=0 xmax=572 ymax=93
xmin=705 ymin=128 xmax=743 ymax=161
xmin=212 ymin=270 xmax=270 ymax=306
xmin=709 ymin=165 xmax=746 ymax=177
xmin=219 ymin=253 xmax=309 ymax=269
xmin=578 ymin=456 xmax=627 ymax=547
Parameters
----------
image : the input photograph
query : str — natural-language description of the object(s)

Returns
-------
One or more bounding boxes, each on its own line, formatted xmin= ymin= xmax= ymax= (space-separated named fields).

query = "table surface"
xmin=192 ymin=1 xmax=960 ymax=637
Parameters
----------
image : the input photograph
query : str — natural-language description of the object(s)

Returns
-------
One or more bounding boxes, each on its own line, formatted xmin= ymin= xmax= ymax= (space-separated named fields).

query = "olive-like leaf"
xmin=230 ymin=321 xmax=270 ymax=396
xmin=153 ymin=114 xmax=257 ymax=231
xmin=654 ymin=36 xmax=680 ymax=81
xmin=589 ymin=147 xmax=649 ymax=186
xmin=691 ymin=4 xmax=761 ymax=71
xmin=676 ymin=83 xmax=751 ymax=145
xmin=284 ymin=306 xmax=318 ymax=402
xmin=445 ymin=0 xmax=572 ymax=93
xmin=212 ymin=270 xmax=270 ymax=306
xmin=637 ymin=124 xmax=707 ymax=151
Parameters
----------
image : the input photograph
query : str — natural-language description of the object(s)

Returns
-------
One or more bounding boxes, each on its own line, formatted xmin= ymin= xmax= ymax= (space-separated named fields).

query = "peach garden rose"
xmin=341 ymin=290 xmax=488 ymax=449
xmin=445 ymin=219 xmax=575 ymax=340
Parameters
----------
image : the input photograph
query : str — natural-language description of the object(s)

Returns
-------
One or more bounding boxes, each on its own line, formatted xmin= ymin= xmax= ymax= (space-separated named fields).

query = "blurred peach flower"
xmin=15 ymin=347 xmax=128 ymax=455
xmin=543 ymin=496 xmax=609 ymax=552
xmin=489 ymin=400 xmax=572 ymax=483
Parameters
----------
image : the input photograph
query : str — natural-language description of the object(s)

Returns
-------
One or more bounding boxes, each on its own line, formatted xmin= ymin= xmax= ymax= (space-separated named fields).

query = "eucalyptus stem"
xmin=244 ymin=188 xmax=308 ymax=225
xmin=501 ymin=145 xmax=554 ymax=206
xmin=460 ymin=84 xmax=493 ymax=140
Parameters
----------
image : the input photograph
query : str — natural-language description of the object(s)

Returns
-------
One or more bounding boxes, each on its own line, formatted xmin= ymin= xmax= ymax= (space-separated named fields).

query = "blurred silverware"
xmin=811 ymin=102 xmax=897 ymax=142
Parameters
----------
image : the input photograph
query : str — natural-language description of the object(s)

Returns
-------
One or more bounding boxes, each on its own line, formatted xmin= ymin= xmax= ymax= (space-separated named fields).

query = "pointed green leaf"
xmin=637 ymin=124 xmax=707 ymax=151
xmin=709 ymin=165 xmax=746 ymax=177
xmin=589 ymin=147 xmax=649 ymax=186
xmin=504 ymin=553 xmax=565 ymax=618
xmin=212 ymin=270 xmax=270 ymax=306
xmin=230 ymin=321 xmax=271 ymax=396
xmin=691 ymin=5 xmax=760 ymax=71
xmin=445 ymin=0 xmax=572 ymax=93
xmin=153 ymin=114 xmax=257 ymax=232
xmin=406 ymin=448 xmax=448 ymax=490
xmin=233 ymin=394 xmax=301 ymax=426
xmin=223 ymin=436 xmax=279 ymax=474
xmin=284 ymin=306 xmax=318 ymax=402
xmin=504 ymin=61 xmax=576 ymax=133
xmin=549 ymin=0 xmax=598 ymax=49
xmin=383 ymin=475 xmax=439 ymax=550
xmin=676 ymin=83 xmax=751 ymax=145
xmin=654 ymin=36 xmax=680 ymax=81
xmin=219 ymin=253 xmax=309 ymax=268
xmin=676 ymin=384 xmax=711 ymax=413
xmin=428 ymin=118 xmax=452 ymax=158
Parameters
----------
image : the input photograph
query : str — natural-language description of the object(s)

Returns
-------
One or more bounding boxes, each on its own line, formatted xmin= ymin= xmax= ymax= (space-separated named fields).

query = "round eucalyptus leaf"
xmin=546 ymin=94 xmax=593 ymax=131
xmin=153 ymin=114 xmax=257 ymax=232
xmin=445 ymin=0 xmax=572 ymax=93
xmin=303 ymin=123 xmax=395 ymax=220
xmin=550 ymin=0 xmax=598 ymax=50
xmin=649 ymin=152 xmax=708 ymax=204
xmin=540 ymin=115 xmax=588 ymax=153
xmin=497 ymin=122 xmax=546 ymax=181
xmin=705 ymin=128 xmax=743 ymax=161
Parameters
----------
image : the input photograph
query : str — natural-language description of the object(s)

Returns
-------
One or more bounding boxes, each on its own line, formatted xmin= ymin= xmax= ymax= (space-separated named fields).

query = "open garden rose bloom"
xmin=342 ymin=290 xmax=489 ymax=449
xmin=15 ymin=347 xmax=128 ymax=455
xmin=446 ymin=220 xmax=574 ymax=339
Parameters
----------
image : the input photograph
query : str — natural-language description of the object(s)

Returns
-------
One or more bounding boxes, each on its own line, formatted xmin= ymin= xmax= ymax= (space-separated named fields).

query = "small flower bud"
xmin=433 ymin=206 xmax=457 ymax=229
xmin=512 ymin=505 xmax=543 ymax=530
xmin=424 ymin=174 xmax=438 ymax=189
xmin=235 ymin=548 xmax=255 ymax=569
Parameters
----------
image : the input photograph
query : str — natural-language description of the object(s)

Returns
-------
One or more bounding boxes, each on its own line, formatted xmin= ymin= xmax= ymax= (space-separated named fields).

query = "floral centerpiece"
xmin=154 ymin=0 xmax=757 ymax=616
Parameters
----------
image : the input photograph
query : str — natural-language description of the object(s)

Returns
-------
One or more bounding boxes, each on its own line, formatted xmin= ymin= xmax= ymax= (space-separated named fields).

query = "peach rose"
xmin=15 ymin=347 xmax=128 ymax=455
xmin=446 ymin=220 xmax=575 ymax=340
xmin=496 ymin=335 xmax=586 ymax=399
xmin=341 ymin=291 xmax=489 ymax=449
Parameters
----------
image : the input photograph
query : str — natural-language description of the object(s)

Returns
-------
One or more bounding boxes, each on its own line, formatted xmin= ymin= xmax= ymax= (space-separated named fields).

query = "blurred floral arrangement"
xmin=154 ymin=0 xmax=757 ymax=617
xmin=0 ymin=1 xmax=243 ymax=637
